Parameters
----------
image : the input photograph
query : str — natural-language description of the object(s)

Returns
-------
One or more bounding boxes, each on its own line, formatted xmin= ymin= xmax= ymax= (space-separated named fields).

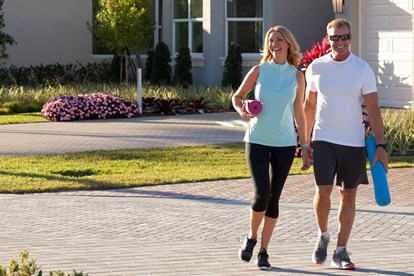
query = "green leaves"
xmin=90 ymin=0 xmax=154 ymax=56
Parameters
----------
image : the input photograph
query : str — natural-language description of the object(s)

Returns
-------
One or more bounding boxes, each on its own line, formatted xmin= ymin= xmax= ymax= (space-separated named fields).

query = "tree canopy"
xmin=0 ymin=0 xmax=16 ymax=64
xmin=89 ymin=0 xmax=154 ymax=57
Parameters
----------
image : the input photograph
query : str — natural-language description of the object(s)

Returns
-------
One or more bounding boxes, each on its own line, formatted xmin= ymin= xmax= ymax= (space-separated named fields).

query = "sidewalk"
xmin=0 ymin=112 xmax=247 ymax=155
xmin=0 ymin=113 xmax=413 ymax=275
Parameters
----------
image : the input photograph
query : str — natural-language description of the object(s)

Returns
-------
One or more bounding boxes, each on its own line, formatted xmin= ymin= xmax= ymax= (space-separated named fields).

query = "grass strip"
xmin=0 ymin=143 xmax=412 ymax=194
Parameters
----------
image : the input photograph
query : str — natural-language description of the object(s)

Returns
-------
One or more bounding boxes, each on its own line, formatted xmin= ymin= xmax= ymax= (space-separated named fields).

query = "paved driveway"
xmin=0 ymin=113 xmax=413 ymax=275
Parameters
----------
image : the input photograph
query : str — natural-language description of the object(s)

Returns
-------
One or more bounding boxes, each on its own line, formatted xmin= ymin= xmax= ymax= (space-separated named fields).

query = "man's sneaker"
xmin=312 ymin=235 xmax=329 ymax=264
xmin=255 ymin=250 xmax=271 ymax=270
xmin=238 ymin=237 xmax=257 ymax=262
xmin=331 ymin=249 xmax=355 ymax=270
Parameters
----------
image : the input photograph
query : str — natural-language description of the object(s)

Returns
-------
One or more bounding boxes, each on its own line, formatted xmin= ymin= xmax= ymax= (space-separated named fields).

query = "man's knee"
xmin=339 ymin=187 xmax=357 ymax=204
xmin=315 ymin=185 xmax=333 ymax=201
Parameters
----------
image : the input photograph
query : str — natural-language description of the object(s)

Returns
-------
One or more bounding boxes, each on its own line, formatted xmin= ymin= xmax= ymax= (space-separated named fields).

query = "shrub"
xmin=144 ymin=49 xmax=154 ymax=82
xmin=150 ymin=41 xmax=172 ymax=85
xmin=0 ymin=250 xmax=89 ymax=276
xmin=109 ymin=54 xmax=122 ymax=83
xmin=9 ymin=65 xmax=35 ymax=87
xmin=41 ymin=93 xmax=139 ymax=122
xmin=0 ymin=67 xmax=11 ymax=85
xmin=364 ymin=109 xmax=414 ymax=156
xmin=142 ymin=96 xmax=156 ymax=113
xmin=2 ymin=101 xmax=38 ymax=114
xmin=188 ymin=97 xmax=210 ymax=114
xmin=154 ymin=98 xmax=185 ymax=115
xmin=216 ymin=88 xmax=234 ymax=111
xmin=382 ymin=109 xmax=414 ymax=155
xmin=173 ymin=45 xmax=193 ymax=88
xmin=1 ymin=61 xmax=117 ymax=87
xmin=0 ymin=250 xmax=40 ymax=276
xmin=222 ymin=42 xmax=242 ymax=90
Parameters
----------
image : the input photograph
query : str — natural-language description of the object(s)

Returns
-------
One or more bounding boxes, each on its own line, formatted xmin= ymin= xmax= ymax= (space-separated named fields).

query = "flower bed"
xmin=41 ymin=92 xmax=139 ymax=122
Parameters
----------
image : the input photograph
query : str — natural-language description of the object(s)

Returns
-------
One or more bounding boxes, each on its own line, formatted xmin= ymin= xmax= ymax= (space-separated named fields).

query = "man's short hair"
xmin=326 ymin=18 xmax=351 ymax=33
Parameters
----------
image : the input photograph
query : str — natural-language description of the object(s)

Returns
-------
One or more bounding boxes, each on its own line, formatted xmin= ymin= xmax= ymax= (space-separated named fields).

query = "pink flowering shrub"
xmin=41 ymin=93 xmax=139 ymax=122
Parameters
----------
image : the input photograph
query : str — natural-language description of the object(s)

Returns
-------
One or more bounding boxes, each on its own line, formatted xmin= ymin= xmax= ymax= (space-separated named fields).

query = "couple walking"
xmin=231 ymin=18 xmax=388 ymax=271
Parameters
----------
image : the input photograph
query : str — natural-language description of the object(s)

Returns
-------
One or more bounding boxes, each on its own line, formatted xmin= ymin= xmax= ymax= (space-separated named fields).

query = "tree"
xmin=222 ymin=42 xmax=242 ymax=90
xmin=173 ymin=45 xmax=192 ymax=88
xmin=0 ymin=0 xmax=16 ymax=65
xmin=150 ymin=41 xmax=171 ymax=86
xmin=88 ymin=0 xmax=154 ymax=82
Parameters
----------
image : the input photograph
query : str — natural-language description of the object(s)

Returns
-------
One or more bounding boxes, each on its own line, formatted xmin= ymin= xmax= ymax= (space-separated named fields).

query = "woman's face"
xmin=268 ymin=31 xmax=289 ymax=60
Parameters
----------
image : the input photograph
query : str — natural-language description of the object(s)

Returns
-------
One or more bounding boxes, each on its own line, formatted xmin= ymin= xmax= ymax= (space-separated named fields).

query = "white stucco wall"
xmin=2 ymin=0 xmax=334 ymax=89
xmin=3 ymin=0 xmax=95 ymax=67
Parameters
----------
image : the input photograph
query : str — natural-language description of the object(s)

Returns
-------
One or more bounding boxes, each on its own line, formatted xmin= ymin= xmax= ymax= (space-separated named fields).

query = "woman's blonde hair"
xmin=260 ymin=25 xmax=302 ymax=67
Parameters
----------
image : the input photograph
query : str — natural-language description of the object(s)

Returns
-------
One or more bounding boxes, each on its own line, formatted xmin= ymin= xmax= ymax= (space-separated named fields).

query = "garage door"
xmin=361 ymin=0 xmax=413 ymax=108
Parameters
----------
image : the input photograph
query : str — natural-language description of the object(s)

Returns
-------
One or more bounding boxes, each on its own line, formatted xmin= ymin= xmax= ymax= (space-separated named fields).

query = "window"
xmin=226 ymin=0 xmax=263 ymax=54
xmin=173 ymin=0 xmax=203 ymax=54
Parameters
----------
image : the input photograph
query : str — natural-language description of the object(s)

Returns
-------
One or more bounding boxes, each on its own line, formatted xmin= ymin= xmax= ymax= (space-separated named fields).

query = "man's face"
xmin=327 ymin=26 xmax=351 ymax=56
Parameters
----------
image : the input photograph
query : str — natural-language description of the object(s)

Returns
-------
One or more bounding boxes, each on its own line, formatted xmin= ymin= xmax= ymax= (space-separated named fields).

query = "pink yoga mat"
xmin=244 ymin=100 xmax=263 ymax=115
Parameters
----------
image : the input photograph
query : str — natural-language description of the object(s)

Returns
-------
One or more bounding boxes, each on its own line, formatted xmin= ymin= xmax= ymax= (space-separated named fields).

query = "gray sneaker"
xmin=238 ymin=237 xmax=257 ymax=262
xmin=331 ymin=249 xmax=355 ymax=270
xmin=312 ymin=235 xmax=329 ymax=264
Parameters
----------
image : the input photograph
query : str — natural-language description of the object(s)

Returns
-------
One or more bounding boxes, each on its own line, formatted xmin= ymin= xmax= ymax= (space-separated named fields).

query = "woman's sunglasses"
xmin=328 ymin=34 xmax=351 ymax=42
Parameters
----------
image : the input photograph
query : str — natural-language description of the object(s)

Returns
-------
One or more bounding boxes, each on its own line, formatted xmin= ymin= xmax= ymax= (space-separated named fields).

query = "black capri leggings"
xmin=245 ymin=142 xmax=296 ymax=218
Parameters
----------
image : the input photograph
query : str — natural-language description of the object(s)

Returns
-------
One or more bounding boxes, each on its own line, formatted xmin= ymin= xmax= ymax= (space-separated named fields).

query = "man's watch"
xmin=376 ymin=144 xmax=387 ymax=151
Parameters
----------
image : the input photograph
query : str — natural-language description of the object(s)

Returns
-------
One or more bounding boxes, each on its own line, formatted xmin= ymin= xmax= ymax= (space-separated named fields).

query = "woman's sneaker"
xmin=238 ymin=237 xmax=257 ymax=262
xmin=256 ymin=249 xmax=271 ymax=270
xmin=312 ymin=235 xmax=329 ymax=264
xmin=331 ymin=249 xmax=355 ymax=270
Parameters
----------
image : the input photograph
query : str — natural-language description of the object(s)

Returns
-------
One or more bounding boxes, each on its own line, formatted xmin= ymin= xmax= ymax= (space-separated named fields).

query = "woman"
xmin=232 ymin=25 xmax=310 ymax=270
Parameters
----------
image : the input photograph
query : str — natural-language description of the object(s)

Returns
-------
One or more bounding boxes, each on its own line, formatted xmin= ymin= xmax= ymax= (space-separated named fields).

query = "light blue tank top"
xmin=244 ymin=61 xmax=298 ymax=147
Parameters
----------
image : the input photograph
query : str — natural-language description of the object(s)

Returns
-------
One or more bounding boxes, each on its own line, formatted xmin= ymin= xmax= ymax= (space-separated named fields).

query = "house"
xmin=3 ymin=0 xmax=413 ymax=108
xmin=343 ymin=0 xmax=414 ymax=108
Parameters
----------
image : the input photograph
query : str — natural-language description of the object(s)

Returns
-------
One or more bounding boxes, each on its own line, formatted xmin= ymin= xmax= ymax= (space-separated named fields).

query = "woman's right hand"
xmin=239 ymin=101 xmax=257 ymax=119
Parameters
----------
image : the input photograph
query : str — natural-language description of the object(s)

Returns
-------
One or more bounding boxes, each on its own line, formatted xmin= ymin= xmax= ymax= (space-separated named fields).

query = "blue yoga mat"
xmin=365 ymin=135 xmax=391 ymax=206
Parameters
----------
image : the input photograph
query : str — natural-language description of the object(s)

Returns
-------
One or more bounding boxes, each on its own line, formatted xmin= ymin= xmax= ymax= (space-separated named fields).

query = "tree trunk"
xmin=119 ymin=56 xmax=123 ymax=82
xmin=124 ymin=49 xmax=129 ymax=83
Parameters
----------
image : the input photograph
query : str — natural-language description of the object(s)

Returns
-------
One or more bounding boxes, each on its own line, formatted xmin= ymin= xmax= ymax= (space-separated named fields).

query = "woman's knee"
xmin=252 ymin=193 xmax=270 ymax=212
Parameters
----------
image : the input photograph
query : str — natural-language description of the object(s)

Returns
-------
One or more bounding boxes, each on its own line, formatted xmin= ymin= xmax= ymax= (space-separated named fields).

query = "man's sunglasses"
xmin=328 ymin=34 xmax=351 ymax=42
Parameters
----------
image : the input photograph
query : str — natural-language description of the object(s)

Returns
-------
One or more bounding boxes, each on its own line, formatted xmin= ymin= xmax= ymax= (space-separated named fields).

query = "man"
xmin=304 ymin=18 xmax=388 ymax=270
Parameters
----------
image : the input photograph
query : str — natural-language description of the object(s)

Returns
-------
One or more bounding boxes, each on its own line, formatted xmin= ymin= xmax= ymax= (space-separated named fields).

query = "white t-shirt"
xmin=305 ymin=53 xmax=377 ymax=147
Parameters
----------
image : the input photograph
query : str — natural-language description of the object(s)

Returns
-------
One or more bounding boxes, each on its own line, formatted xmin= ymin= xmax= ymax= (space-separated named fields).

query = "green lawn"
xmin=0 ymin=143 xmax=412 ymax=194
xmin=0 ymin=112 xmax=48 ymax=124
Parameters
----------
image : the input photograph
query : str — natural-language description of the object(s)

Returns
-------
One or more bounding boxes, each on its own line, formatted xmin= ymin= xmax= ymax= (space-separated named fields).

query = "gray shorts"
xmin=311 ymin=141 xmax=368 ymax=188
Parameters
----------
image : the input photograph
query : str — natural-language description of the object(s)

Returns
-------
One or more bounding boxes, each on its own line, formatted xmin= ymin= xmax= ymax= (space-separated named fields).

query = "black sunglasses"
xmin=328 ymin=34 xmax=351 ymax=42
